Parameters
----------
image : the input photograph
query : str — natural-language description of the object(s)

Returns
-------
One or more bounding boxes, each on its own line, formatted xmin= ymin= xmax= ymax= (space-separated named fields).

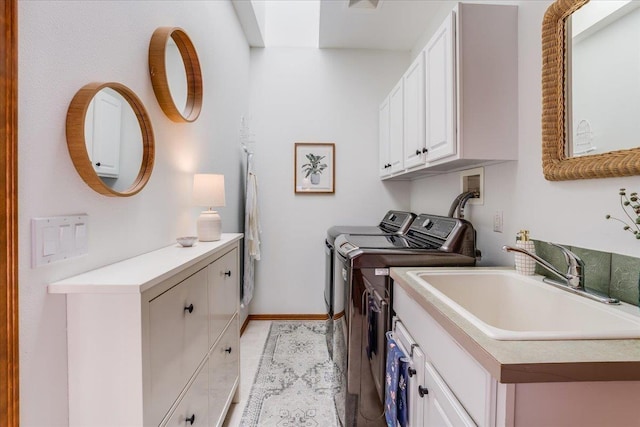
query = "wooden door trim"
xmin=1 ymin=0 xmax=19 ymax=425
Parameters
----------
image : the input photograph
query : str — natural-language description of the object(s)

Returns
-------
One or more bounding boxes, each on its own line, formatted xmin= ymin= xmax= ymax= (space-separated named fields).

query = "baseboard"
xmin=248 ymin=313 xmax=329 ymax=322
xmin=240 ymin=316 xmax=251 ymax=336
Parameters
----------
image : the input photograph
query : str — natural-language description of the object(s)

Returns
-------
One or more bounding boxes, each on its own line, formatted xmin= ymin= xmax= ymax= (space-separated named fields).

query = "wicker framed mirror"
xmin=148 ymin=27 xmax=203 ymax=122
xmin=66 ymin=82 xmax=155 ymax=197
xmin=542 ymin=0 xmax=640 ymax=180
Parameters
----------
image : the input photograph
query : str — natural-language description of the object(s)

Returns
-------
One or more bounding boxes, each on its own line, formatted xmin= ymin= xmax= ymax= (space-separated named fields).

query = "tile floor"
xmin=223 ymin=320 xmax=272 ymax=427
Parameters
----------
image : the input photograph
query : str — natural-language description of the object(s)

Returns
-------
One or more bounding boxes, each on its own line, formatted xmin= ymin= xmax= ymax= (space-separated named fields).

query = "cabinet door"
xmin=209 ymin=315 xmax=239 ymax=427
xmin=389 ymin=80 xmax=404 ymax=174
xmin=149 ymin=268 xmax=209 ymax=425
xmin=422 ymin=361 xmax=476 ymax=427
xmin=393 ymin=321 xmax=425 ymax=427
xmin=379 ymin=97 xmax=391 ymax=177
xmin=165 ymin=363 xmax=209 ymax=427
xmin=89 ymin=89 xmax=122 ymax=178
xmin=403 ymin=52 xmax=426 ymax=169
xmin=209 ymin=248 xmax=238 ymax=346
xmin=425 ymin=11 xmax=456 ymax=163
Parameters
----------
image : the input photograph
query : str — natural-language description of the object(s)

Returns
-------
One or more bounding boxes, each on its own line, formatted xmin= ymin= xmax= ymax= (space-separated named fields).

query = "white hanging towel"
xmin=242 ymin=153 xmax=261 ymax=307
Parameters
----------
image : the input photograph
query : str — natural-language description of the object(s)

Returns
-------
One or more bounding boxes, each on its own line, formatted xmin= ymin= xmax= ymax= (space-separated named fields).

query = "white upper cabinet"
xmin=380 ymin=3 xmax=518 ymax=180
xmin=388 ymin=80 xmax=404 ymax=174
xmin=425 ymin=12 xmax=456 ymax=163
xmin=379 ymin=97 xmax=391 ymax=177
xmin=403 ymin=52 xmax=426 ymax=169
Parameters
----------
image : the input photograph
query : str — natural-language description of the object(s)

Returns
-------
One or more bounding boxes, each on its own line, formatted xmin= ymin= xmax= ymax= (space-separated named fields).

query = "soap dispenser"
xmin=514 ymin=230 xmax=536 ymax=275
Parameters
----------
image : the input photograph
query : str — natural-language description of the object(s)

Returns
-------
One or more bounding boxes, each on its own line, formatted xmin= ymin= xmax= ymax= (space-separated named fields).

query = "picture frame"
xmin=294 ymin=142 xmax=335 ymax=194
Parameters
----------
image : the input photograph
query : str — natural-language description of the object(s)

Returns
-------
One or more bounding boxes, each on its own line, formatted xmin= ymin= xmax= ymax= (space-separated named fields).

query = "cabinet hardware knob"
xmin=95 ymin=162 xmax=101 ymax=167
xmin=224 ymin=347 xmax=232 ymax=354
xmin=408 ymin=367 xmax=417 ymax=377
xmin=416 ymin=149 xmax=421 ymax=156
xmin=418 ymin=385 xmax=429 ymax=397
xmin=224 ymin=270 xmax=232 ymax=277
xmin=184 ymin=303 xmax=194 ymax=314
xmin=186 ymin=414 xmax=195 ymax=425
xmin=422 ymin=148 xmax=428 ymax=153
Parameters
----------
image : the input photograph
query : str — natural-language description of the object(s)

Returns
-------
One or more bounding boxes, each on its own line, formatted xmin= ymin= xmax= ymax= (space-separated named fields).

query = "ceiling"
xmin=318 ymin=0 xmax=448 ymax=50
xmin=232 ymin=0 xmax=450 ymax=50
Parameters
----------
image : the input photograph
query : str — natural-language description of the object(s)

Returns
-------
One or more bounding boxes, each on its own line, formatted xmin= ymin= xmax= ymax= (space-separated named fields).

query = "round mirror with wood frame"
xmin=148 ymin=27 xmax=203 ymax=122
xmin=66 ymin=82 xmax=155 ymax=197
xmin=542 ymin=0 xmax=640 ymax=180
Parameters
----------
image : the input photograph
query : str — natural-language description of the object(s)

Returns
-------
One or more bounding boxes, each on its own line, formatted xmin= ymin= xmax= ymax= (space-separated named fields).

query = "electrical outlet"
xmin=493 ymin=210 xmax=503 ymax=233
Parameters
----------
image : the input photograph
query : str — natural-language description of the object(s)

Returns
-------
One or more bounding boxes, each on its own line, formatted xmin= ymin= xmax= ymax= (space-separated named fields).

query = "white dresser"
xmin=49 ymin=233 xmax=243 ymax=427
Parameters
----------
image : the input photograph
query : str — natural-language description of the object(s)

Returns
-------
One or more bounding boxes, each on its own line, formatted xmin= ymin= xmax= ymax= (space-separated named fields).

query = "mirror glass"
xmin=83 ymin=88 xmax=143 ymax=192
xmin=165 ymin=36 xmax=188 ymax=115
xmin=567 ymin=1 xmax=640 ymax=157
xmin=67 ymin=82 xmax=154 ymax=197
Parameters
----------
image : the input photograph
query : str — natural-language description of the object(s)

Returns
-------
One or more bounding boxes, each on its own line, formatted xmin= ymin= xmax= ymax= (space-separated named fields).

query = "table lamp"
xmin=193 ymin=173 xmax=226 ymax=241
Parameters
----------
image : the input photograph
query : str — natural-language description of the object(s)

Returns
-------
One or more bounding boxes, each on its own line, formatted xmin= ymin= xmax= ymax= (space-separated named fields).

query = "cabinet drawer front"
xmin=209 ymin=248 xmax=238 ymax=345
xmin=164 ymin=363 xmax=209 ymax=427
xmin=209 ymin=315 xmax=239 ymax=427
xmin=394 ymin=285 xmax=495 ymax=426
xmin=424 ymin=361 xmax=475 ymax=427
xmin=149 ymin=268 xmax=209 ymax=425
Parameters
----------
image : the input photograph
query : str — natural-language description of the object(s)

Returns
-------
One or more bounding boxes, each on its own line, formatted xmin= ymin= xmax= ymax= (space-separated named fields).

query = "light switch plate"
xmin=32 ymin=215 xmax=89 ymax=267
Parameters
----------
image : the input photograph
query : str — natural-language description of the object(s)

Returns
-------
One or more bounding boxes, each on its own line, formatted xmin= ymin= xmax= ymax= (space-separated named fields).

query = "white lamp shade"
xmin=193 ymin=174 xmax=226 ymax=208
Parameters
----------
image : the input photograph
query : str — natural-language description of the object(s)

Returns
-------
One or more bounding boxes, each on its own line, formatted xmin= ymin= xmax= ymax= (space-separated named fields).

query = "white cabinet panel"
xmin=389 ymin=80 xmax=404 ymax=174
xmin=149 ymin=268 xmax=209 ymax=425
xmin=90 ymin=89 xmax=122 ymax=178
xmin=209 ymin=248 xmax=238 ymax=346
xmin=425 ymin=11 xmax=456 ymax=163
xmin=209 ymin=315 xmax=240 ymax=427
xmin=403 ymin=52 xmax=426 ymax=169
xmin=379 ymin=98 xmax=391 ymax=177
xmin=165 ymin=363 xmax=209 ymax=427
xmin=423 ymin=361 xmax=476 ymax=427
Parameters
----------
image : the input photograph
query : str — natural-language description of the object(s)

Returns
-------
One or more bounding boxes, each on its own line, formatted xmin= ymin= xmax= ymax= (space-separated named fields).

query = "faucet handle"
xmin=548 ymin=242 xmax=584 ymax=281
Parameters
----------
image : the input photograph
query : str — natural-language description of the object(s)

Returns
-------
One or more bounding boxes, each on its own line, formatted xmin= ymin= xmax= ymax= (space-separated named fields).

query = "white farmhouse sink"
xmin=406 ymin=270 xmax=640 ymax=340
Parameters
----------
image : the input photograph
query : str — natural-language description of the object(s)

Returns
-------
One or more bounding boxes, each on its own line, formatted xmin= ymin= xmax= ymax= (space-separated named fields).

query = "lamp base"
xmin=197 ymin=210 xmax=221 ymax=241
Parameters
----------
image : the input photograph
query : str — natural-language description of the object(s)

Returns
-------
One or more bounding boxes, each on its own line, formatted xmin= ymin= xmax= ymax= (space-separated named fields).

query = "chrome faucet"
xmin=502 ymin=242 xmax=619 ymax=304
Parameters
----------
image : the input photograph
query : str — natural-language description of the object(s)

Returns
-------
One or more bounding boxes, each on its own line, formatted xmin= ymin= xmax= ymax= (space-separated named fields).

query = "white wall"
xmin=18 ymin=1 xmax=250 ymax=425
xmin=410 ymin=0 xmax=640 ymax=267
xmin=248 ymin=47 xmax=411 ymax=315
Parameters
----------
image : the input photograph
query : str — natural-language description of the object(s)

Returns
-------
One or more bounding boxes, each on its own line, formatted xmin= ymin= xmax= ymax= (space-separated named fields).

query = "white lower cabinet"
xmin=49 ymin=235 xmax=242 ymax=427
xmin=393 ymin=284 xmax=497 ymax=427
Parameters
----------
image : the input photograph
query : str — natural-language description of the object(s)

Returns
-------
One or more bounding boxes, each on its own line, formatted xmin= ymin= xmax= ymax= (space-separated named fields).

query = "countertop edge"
xmin=390 ymin=266 xmax=640 ymax=384
xmin=48 ymin=233 xmax=243 ymax=294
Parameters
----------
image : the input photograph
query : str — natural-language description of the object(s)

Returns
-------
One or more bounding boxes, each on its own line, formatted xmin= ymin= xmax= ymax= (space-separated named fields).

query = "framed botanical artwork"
xmin=294 ymin=142 xmax=335 ymax=194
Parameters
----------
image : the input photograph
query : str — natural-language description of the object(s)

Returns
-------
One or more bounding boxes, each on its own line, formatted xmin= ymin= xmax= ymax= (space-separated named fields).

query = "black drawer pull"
xmin=415 ymin=149 xmax=421 ymax=155
xmin=224 ymin=270 xmax=232 ymax=277
xmin=422 ymin=147 xmax=428 ymax=153
xmin=408 ymin=367 xmax=417 ymax=377
xmin=224 ymin=347 xmax=232 ymax=354
xmin=95 ymin=162 xmax=101 ymax=167
xmin=184 ymin=304 xmax=194 ymax=314
xmin=186 ymin=414 xmax=195 ymax=425
xmin=418 ymin=385 xmax=429 ymax=397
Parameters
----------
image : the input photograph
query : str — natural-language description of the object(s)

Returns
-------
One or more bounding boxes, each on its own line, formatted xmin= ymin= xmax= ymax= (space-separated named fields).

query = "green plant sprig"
xmin=605 ymin=188 xmax=640 ymax=239
xmin=301 ymin=153 xmax=327 ymax=178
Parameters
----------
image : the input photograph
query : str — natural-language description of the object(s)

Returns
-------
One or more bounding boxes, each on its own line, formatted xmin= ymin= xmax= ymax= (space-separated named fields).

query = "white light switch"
xmin=32 ymin=215 xmax=89 ymax=267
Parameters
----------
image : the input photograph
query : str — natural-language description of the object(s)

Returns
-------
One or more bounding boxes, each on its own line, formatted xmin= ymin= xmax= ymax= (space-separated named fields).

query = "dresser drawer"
xmin=209 ymin=315 xmax=239 ymax=427
xmin=208 ymin=248 xmax=238 ymax=345
xmin=164 ymin=362 xmax=209 ymax=427
xmin=149 ymin=267 xmax=209 ymax=425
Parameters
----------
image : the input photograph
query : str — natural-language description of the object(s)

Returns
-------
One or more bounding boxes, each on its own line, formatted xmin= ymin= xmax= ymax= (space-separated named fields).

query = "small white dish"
xmin=177 ymin=236 xmax=198 ymax=247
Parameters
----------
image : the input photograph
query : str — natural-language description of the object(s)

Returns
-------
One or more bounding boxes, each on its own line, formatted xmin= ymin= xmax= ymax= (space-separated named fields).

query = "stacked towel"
xmin=385 ymin=332 xmax=409 ymax=427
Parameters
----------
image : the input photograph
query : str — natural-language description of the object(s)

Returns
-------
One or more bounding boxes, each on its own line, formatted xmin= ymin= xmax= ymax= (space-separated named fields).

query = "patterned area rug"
xmin=241 ymin=321 xmax=341 ymax=427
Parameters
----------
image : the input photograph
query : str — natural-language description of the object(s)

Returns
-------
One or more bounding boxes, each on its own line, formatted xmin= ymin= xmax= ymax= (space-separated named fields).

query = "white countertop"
xmin=48 ymin=233 xmax=243 ymax=295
